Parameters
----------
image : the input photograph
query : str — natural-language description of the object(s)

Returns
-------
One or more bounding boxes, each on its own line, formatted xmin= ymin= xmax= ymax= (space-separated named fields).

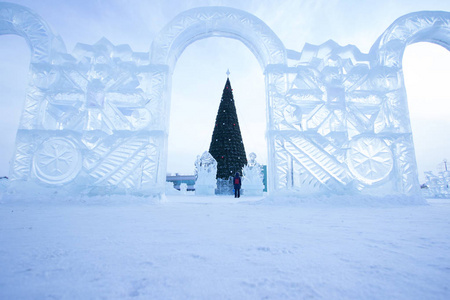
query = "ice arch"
xmin=1 ymin=2 xmax=449 ymax=199
xmin=367 ymin=11 xmax=450 ymax=194
xmin=0 ymin=2 xmax=65 ymax=63
xmin=150 ymin=6 xmax=287 ymax=71
xmin=0 ymin=3 xmax=66 ymax=129
xmin=151 ymin=6 xmax=288 ymax=193
xmin=371 ymin=11 xmax=450 ymax=68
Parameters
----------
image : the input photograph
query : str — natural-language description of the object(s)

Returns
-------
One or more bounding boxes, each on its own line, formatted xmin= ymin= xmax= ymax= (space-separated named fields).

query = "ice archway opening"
xmin=151 ymin=6 xmax=288 ymax=192
xmin=0 ymin=2 xmax=64 ymax=176
xmin=167 ymin=38 xmax=266 ymax=176
xmin=403 ymin=42 xmax=450 ymax=183
xmin=0 ymin=36 xmax=29 ymax=175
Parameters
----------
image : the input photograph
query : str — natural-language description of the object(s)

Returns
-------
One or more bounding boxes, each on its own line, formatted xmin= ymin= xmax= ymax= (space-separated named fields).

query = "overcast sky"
xmin=0 ymin=0 xmax=449 ymax=182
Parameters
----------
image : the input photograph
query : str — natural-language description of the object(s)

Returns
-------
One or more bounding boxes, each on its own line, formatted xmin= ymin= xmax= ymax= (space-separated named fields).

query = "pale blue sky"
xmin=0 ymin=0 xmax=449 ymax=182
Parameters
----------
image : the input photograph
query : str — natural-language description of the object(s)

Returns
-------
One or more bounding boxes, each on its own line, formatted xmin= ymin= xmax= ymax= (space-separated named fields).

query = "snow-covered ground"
xmin=0 ymin=194 xmax=449 ymax=299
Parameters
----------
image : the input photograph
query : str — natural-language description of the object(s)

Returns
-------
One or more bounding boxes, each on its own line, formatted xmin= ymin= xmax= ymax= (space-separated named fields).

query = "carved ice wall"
xmin=1 ymin=3 xmax=166 ymax=196
xmin=1 ymin=3 xmax=449 ymax=198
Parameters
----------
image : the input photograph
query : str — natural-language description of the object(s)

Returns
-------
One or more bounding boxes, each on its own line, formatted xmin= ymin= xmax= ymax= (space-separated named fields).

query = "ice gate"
xmin=1 ymin=3 xmax=449 ymax=198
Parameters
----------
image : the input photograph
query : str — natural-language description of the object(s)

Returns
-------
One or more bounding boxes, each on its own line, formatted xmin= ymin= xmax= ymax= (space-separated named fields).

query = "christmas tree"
xmin=209 ymin=73 xmax=247 ymax=180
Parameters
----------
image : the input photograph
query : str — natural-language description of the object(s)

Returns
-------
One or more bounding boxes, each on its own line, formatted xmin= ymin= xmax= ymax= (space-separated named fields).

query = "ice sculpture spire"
xmin=209 ymin=75 xmax=247 ymax=179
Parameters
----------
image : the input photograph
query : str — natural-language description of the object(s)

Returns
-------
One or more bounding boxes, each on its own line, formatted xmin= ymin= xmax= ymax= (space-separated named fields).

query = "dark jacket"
xmin=233 ymin=173 xmax=241 ymax=189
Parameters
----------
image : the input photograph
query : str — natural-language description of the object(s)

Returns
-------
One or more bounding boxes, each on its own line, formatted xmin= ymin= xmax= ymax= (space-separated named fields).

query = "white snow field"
xmin=0 ymin=195 xmax=449 ymax=300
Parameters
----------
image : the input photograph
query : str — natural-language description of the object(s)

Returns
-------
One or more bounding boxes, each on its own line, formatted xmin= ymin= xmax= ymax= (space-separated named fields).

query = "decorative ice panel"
xmin=273 ymin=40 xmax=412 ymax=196
xmin=264 ymin=11 xmax=450 ymax=197
xmin=2 ymin=3 xmax=167 ymax=196
xmin=10 ymin=37 xmax=167 ymax=195
xmin=1 ymin=3 xmax=449 ymax=199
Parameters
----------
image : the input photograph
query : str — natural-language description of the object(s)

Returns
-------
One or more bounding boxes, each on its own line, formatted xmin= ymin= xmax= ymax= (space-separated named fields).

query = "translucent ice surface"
xmin=194 ymin=152 xmax=217 ymax=195
xmin=1 ymin=3 xmax=449 ymax=198
xmin=424 ymin=171 xmax=450 ymax=198
xmin=242 ymin=153 xmax=264 ymax=196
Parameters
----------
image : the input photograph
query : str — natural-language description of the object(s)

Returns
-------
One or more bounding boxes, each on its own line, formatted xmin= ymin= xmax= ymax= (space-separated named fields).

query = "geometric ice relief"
xmin=1 ymin=2 xmax=450 ymax=199
xmin=347 ymin=136 xmax=394 ymax=186
xmin=33 ymin=137 xmax=82 ymax=185
xmin=8 ymin=34 xmax=165 ymax=196
xmin=273 ymin=9 xmax=450 ymax=197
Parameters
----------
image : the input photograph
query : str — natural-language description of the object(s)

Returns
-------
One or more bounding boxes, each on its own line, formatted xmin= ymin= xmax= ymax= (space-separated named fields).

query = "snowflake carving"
xmin=33 ymin=137 xmax=82 ymax=184
xmin=347 ymin=136 xmax=393 ymax=185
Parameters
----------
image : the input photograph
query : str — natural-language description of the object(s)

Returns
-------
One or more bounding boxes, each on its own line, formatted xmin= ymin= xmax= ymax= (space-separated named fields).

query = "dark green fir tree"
xmin=209 ymin=73 xmax=247 ymax=179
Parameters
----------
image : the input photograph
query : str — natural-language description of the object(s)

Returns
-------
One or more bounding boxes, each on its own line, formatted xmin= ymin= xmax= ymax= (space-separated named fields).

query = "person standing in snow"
xmin=233 ymin=172 xmax=242 ymax=198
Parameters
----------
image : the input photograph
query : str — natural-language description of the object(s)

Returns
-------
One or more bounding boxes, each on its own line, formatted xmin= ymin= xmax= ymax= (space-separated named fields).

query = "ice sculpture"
xmin=2 ymin=3 xmax=165 ymax=197
xmin=242 ymin=153 xmax=264 ymax=196
xmin=1 ymin=2 xmax=449 ymax=199
xmin=179 ymin=183 xmax=188 ymax=194
xmin=423 ymin=171 xmax=450 ymax=198
xmin=215 ymin=178 xmax=233 ymax=195
xmin=165 ymin=181 xmax=180 ymax=195
xmin=194 ymin=152 xmax=217 ymax=195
